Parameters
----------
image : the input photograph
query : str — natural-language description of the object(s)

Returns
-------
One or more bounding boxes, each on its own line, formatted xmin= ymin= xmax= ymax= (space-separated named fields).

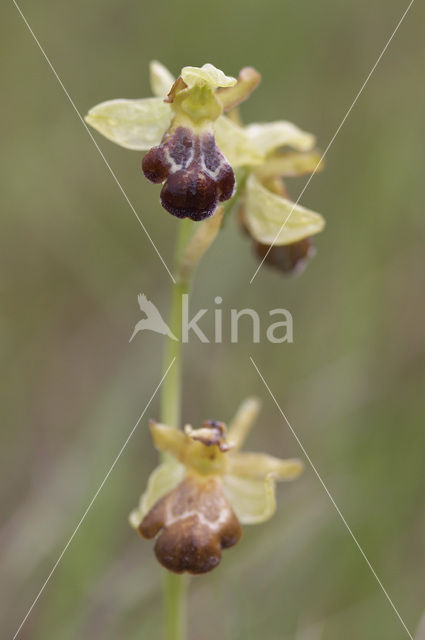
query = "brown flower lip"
xmin=142 ymin=126 xmax=235 ymax=221
xmin=254 ymin=237 xmax=315 ymax=275
xmin=139 ymin=473 xmax=242 ymax=574
xmin=238 ymin=200 xmax=316 ymax=276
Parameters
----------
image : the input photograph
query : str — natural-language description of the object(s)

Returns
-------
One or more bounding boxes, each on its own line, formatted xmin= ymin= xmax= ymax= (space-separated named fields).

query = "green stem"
xmin=159 ymin=276 xmax=188 ymax=429
xmin=159 ymin=219 xmax=193 ymax=640
xmin=163 ymin=572 xmax=188 ymax=640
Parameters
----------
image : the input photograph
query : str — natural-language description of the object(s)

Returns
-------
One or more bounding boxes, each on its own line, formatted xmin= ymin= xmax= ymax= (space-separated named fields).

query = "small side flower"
xmin=238 ymin=121 xmax=326 ymax=275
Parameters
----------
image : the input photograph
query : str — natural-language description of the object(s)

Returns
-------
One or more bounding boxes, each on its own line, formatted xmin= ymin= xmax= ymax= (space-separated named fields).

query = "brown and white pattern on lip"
xmin=142 ymin=126 xmax=235 ymax=221
xmin=139 ymin=472 xmax=242 ymax=574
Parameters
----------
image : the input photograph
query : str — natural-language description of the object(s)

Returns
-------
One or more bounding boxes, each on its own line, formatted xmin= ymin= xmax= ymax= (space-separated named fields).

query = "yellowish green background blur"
xmin=1 ymin=1 xmax=424 ymax=638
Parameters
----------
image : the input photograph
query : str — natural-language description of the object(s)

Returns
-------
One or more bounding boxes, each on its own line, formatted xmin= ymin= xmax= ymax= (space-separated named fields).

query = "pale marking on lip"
xmin=164 ymin=130 xmax=226 ymax=181
xmin=200 ymin=152 xmax=226 ymax=180
xmin=164 ymin=501 xmax=234 ymax=533
xmin=164 ymin=143 xmax=195 ymax=174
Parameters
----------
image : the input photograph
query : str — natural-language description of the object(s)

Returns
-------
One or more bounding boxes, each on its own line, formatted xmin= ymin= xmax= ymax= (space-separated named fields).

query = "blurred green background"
xmin=1 ymin=0 xmax=424 ymax=638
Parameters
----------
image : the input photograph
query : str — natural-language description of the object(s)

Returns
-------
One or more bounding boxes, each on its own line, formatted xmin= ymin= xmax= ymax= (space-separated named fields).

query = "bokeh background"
xmin=1 ymin=0 xmax=424 ymax=638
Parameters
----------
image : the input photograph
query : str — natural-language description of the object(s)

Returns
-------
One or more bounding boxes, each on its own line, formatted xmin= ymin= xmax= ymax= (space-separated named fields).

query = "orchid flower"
xmin=129 ymin=398 xmax=303 ymax=574
xmin=85 ymin=61 xmax=261 ymax=221
xmin=85 ymin=60 xmax=325 ymax=273
xmin=237 ymin=120 xmax=325 ymax=275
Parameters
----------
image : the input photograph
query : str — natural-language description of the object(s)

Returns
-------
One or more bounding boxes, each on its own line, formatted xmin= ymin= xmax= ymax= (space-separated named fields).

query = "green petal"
xmin=216 ymin=67 xmax=261 ymax=111
xmin=255 ymin=150 xmax=324 ymax=180
xmin=222 ymin=474 xmax=276 ymax=524
xmin=245 ymin=121 xmax=316 ymax=155
xmin=245 ymin=174 xmax=325 ymax=245
xmin=149 ymin=60 xmax=175 ymax=98
xmin=214 ymin=116 xmax=264 ymax=167
xmin=150 ymin=421 xmax=188 ymax=459
xmin=181 ymin=64 xmax=236 ymax=89
xmin=227 ymin=451 xmax=304 ymax=480
xmin=227 ymin=397 xmax=261 ymax=450
xmin=129 ymin=461 xmax=185 ymax=528
xmin=85 ymin=97 xmax=172 ymax=150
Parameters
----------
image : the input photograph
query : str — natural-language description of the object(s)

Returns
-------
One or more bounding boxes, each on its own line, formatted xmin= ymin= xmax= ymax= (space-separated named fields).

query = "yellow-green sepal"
xmin=149 ymin=60 xmax=175 ymax=98
xmin=85 ymin=97 xmax=172 ymax=150
xmin=244 ymin=174 xmax=325 ymax=245
xmin=222 ymin=474 xmax=276 ymax=524
xmin=181 ymin=64 xmax=236 ymax=89
xmin=214 ymin=116 xmax=264 ymax=167
xmin=129 ymin=461 xmax=185 ymax=528
xmin=245 ymin=121 xmax=316 ymax=155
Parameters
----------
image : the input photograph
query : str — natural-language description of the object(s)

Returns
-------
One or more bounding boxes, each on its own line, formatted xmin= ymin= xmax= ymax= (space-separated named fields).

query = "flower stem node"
xmin=130 ymin=398 xmax=304 ymax=574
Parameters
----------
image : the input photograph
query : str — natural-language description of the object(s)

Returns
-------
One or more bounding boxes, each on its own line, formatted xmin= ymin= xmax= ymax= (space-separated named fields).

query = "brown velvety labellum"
xmin=255 ymin=237 xmax=315 ymax=275
xmin=139 ymin=473 xmax=242 ymax=574
xmin=142 ymin=126 xmax=235 ymax=221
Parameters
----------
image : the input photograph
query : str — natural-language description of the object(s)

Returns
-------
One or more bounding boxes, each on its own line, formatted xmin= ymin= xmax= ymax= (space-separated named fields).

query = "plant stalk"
xmin=158 ymin=207 xmax=226 ymax=639
xmin=159 ymin=219 xmax=193 ymax=640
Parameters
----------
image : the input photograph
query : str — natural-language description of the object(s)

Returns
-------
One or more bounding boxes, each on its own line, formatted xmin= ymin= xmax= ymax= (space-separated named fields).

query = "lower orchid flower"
xmin=129 ymin=398 xmax=303 ymax=574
